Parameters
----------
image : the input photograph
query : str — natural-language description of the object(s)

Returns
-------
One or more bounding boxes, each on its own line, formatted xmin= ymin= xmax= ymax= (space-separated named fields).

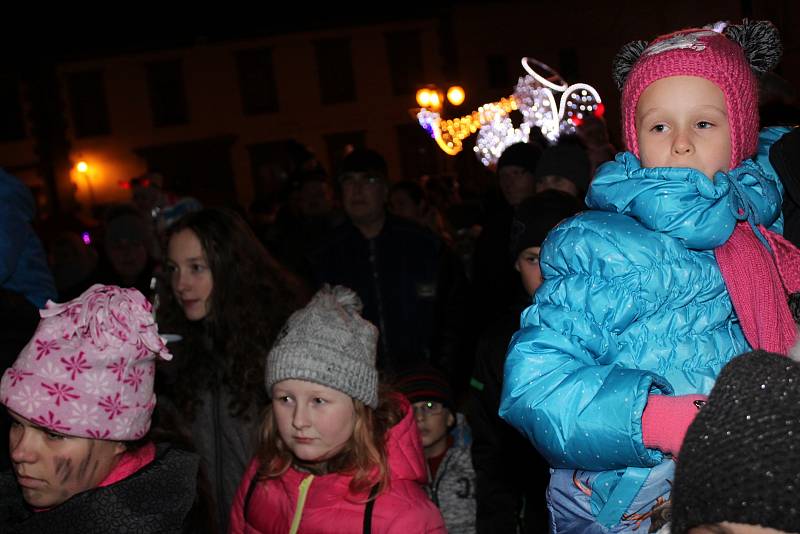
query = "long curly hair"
xmin=256 ymin=386 xmax=405 ymax=499
xmin=157 ymin=208 xmax=308 ymax=420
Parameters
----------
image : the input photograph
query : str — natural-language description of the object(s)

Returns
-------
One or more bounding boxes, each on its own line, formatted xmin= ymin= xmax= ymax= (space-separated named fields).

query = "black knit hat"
xmin=509 ymin=190 xmax=583 ymax=260
xmin=338 ymin=148 xmax=388 ymax=180
xmin=496 ymin=142 xmax=542 ymax=175
xmin=393 ymin=364 xmax=454 ymax=410
xmin=671 ymin=350 xmax=800 ymax=534
xmin=533 ymin=141 xmax=592 ymax=194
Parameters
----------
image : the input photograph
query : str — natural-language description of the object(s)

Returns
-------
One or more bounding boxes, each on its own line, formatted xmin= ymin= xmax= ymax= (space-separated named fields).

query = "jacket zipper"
xmin=289 ymin=474 xmax=315 ymax=534
xmin=369 ymin=239 xmax=390 ymax=358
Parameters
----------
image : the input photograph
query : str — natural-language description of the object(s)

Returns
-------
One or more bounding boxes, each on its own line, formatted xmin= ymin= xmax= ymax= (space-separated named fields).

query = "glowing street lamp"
xmin=74 ymin=160 xmax=96 ymax=208
xmin=446 ymin=86 xmax=465 ymax=106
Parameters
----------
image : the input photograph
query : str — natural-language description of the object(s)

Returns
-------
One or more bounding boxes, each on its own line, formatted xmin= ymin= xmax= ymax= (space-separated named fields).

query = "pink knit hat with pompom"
xmin=621 ymin=27 xmax=758 ymax=170
xmin=0 ymin=284 xmax=171 ymax=441
xmin=615 ymin=21 xmax=782 ymax=170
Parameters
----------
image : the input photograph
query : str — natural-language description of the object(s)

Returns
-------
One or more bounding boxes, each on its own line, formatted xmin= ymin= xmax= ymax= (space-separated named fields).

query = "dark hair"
xmin=157 ymin=208 xmax=308 ymax=420
xmin=496 ymin=142 xmax=542 ymax=175
xmin=339 ymin=149 xmax=388 ymax=178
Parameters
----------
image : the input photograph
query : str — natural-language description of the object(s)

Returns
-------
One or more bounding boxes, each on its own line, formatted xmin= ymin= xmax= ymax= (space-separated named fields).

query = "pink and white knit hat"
xmin=614 ymin=21 xmax=782 ymax=170
xmin=0 ymin=284 xmax=172 ymax=441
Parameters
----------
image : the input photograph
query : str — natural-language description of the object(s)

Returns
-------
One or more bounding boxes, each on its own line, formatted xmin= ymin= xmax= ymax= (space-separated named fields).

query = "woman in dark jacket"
xmin=157 ymin=208 xmax=308 ymax=532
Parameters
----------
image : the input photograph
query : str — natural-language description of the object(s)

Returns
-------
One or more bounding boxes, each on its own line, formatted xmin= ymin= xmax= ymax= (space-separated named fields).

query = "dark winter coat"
xmin=468 ymin=302 xmax=550 ymax=534
xmin=0 ymin=444 xmax=200 ymax=534
xmin=310 ymin=215 xmax=467 ymax=377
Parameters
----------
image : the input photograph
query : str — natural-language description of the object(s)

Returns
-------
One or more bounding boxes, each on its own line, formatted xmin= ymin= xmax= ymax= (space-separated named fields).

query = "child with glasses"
xmin=396 ymin=365 xmax=477 ymax=534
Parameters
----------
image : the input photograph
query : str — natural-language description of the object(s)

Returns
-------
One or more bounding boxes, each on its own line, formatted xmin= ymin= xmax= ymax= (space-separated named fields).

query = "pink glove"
xmin=641 ymin=394 xmax=707 ymax=456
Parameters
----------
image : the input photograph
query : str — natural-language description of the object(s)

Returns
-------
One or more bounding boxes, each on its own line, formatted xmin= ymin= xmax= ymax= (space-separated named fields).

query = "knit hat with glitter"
xmin=612 ymin=20 xmax=782 ymax=170
xmin=0 ymin=284 xmax=172 ymax=441
xmin=265 ymin=285 xmax=379 ymax=408
xmin=670 ymin=350 xmax=800 ymax=533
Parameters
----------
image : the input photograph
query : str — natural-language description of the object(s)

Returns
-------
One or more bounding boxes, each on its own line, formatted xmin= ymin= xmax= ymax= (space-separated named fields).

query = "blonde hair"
xmin=256 ymin=385 xmax=404 ymax=500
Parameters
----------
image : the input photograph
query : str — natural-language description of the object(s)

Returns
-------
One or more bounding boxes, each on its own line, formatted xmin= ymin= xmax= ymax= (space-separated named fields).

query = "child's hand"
xmin=641 ymin=394 xmax=707 ymax=457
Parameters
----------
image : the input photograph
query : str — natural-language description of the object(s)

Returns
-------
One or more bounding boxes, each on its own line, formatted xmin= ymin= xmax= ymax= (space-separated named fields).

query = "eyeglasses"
xmin=412 ymin=401 xmax=445 ymax=417
xmin=340 ymin=173 xmax=383 ymax=188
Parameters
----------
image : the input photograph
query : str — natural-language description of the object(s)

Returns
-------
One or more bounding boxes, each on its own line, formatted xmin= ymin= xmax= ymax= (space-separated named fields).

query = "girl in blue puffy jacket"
xmin=499 ymin=20 xmax=799 ymax=533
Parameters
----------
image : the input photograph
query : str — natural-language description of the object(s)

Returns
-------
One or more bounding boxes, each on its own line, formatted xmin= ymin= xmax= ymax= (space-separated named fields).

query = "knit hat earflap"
xmin=265 ymin=285 xmax=379 ymax=408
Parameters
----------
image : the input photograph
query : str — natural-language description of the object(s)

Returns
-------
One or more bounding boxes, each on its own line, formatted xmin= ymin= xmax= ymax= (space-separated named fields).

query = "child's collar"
xmin=586 ymin=152 xmax=782 ymax=250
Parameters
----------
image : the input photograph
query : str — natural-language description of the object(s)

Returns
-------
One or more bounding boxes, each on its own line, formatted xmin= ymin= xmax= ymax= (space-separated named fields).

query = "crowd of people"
xmin=0 ymin=17 xmax=799 ymax=534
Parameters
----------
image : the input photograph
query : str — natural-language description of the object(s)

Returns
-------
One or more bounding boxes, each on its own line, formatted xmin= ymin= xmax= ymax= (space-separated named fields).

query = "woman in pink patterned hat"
xmin=0 ymin=284 xmax=203 ymax=533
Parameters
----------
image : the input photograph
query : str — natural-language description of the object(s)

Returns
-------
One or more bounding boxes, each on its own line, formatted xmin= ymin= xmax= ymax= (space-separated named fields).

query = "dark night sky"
xmin=4 ymin=4 xmax=483 ymax=65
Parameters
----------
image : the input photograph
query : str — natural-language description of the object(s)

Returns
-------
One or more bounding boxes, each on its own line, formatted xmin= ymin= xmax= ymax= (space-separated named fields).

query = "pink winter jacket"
xmin=228 ymin=396 xmax=446 ymax=533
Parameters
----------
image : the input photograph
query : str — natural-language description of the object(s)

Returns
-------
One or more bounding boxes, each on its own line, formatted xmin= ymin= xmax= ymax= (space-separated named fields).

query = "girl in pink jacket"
xmin=229 ymin=285 xmax=445 ymax=534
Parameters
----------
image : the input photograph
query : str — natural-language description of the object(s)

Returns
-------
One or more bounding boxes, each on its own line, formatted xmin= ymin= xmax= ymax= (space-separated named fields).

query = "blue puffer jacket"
xmin=499 ymin=127 xmax=788 ymax=533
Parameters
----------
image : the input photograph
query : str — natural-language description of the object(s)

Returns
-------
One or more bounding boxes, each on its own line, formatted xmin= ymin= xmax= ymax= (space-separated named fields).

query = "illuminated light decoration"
xmin=446 ymin=85 xmax=465 ymax=106
xmin=416 ymin=88 xmax=432 ymax=107
xmin=76 ymin=161 xmax=89 ymax=173
xmin=416 ymin=58 xmax=602 ymax=166
xmin=417 ymin=98 xmax=517 ymax=156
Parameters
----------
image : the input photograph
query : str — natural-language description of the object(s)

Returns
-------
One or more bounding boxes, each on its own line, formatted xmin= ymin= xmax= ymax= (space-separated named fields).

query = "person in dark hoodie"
xmin=468 ymin=190 xmax=582 ymax=533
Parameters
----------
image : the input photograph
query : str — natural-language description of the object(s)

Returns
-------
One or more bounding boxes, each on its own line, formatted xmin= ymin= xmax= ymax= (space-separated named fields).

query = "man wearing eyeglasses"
xmin=309 ymin=148 xmax=467 ymax=379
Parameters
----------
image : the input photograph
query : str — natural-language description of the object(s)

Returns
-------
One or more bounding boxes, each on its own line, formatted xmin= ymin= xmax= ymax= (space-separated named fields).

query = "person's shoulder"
xmin=541 ymin=209 xmax=672 ymax=279
xmin=545 ymin=209 xmax=652 ymax=249
xmin=0 ymin=169 xmax=33 ymax=217
xmin=384 ymin=215 xmax=441 ymax=244
xmin=308 ymin=220 xmax=361 ymax=256
xmin=376 ymin=478 xmax=445 ymax=524
xmin=154 ymin=443 xmax=200 ymax=469
xmin=444 ymin=440 xmax=475 ymax=472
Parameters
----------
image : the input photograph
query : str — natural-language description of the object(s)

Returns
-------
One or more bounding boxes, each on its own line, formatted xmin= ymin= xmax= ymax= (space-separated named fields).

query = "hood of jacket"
xmin=384 ymin=394 xmax=428 ymax=485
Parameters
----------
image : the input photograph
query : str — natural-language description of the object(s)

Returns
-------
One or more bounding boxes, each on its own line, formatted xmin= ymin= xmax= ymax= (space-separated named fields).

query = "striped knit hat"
xmin=394 ymin=364 xmax=453 ymax=410
xmin=613 ymin=20 xmax=782 ymax=170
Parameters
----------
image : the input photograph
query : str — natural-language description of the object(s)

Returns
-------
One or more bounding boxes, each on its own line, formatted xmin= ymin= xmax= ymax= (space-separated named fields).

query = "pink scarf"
xmin=715 ymin=222 xmax=800 ymax=355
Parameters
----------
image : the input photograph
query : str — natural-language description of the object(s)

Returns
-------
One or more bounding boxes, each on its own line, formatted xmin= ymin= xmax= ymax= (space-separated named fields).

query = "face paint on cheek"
xmin=54 ymin=456 xmax=73 ymax=485
xmin=76 ymin=441 xmax=104 ymax=489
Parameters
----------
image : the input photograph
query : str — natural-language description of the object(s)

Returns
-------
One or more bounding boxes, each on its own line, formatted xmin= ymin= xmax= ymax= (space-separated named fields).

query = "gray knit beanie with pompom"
xmin=265 ymin=284 xmax=379 ymax=408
